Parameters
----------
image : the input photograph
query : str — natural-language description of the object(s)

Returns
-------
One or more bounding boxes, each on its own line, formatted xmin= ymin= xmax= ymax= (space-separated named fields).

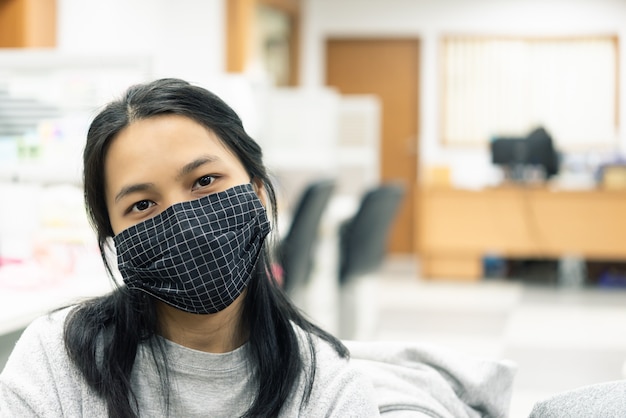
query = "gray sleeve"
xmin=0 ymin=310 xmax=97 ymax=418
xmin=345 ymin=340 xmax=516 ymax=418
xmin=290 ymin=335 xmax=381 ymax=418
xmin=0 ymin=315 xmax=64 ymax=417
xmin=312 ymin=359 xmax=381 ymax=417
xmin=529 ymin=380 xmax=626 ymax=418
xmin=0 ymin=380 xmax=41 ymax=418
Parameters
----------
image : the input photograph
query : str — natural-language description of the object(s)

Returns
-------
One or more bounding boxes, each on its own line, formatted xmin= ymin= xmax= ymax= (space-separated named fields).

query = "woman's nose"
xmin=162 ymin=190 xmax=197 ymax=209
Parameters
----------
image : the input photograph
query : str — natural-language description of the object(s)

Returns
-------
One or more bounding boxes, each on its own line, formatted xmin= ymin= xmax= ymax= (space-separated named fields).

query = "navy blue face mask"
xmin=113 ymin=183 xmax=271 ymax=314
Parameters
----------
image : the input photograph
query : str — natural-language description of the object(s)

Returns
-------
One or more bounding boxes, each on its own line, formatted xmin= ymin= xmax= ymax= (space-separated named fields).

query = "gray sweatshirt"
xmin=529 ymin=380 xmax=626 ymax=418
xmin=0 ymin=308 xmax=380 ymax=417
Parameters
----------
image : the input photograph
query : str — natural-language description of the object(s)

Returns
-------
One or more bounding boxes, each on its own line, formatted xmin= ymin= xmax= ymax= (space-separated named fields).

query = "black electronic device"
xmin=490 ymin=136 xmax=527 ymax=166
xmin=526 ymin=127 xmax=559 ymax=178
xmin=490 ymin=127 xmax=559 ymax=181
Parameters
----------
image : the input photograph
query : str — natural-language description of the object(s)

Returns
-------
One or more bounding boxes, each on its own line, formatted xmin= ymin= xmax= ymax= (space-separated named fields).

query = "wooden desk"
xmin=417 ymin=186 xmax=626 ymax=280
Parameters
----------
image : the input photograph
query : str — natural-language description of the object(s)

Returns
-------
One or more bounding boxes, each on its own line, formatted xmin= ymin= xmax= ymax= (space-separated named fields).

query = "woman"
xmin=0 ymin=78 xmax=380 ymax=417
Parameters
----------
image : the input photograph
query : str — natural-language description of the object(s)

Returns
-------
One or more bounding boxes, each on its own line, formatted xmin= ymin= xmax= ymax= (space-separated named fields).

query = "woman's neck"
xmin=156 ymin=291 xmax=248 ymax=353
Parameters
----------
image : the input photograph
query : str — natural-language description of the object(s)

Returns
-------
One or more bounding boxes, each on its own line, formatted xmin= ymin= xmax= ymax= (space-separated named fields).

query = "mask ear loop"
xmin=251 ymin=178 xmax=267 ymax=207
xmin=250 ymin=178 xmax=281 ymax=286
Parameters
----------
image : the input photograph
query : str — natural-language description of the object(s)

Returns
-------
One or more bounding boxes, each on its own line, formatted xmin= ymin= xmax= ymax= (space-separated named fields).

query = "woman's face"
xmin=105 ymin=114 xmax=251 ymax=235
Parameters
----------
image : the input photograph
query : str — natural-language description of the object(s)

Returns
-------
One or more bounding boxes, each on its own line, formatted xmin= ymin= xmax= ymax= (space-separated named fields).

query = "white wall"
xmin=55 ymin=1 xmax=276 ymax=137
xmin=302 ymin=0 xmax=626 ymax=188
xmin=53 ymin=0 xmax=626 ymax=188
xmin=57 ymin=0 xmax=226 ymax=83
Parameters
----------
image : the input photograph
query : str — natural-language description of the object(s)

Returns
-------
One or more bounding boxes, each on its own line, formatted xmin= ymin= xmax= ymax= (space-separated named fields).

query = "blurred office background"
xmin=2 ymin=0 xmax=626 ymax=416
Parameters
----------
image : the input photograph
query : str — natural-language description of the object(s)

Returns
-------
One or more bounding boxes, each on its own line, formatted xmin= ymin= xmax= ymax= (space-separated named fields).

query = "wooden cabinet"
xmin=226 ymin=0 xmax=300 ymax=86
xmin=0 ymin=0 xmax=56 ymax=47
xmin=418 ymin=186 xmax=626 ymax=280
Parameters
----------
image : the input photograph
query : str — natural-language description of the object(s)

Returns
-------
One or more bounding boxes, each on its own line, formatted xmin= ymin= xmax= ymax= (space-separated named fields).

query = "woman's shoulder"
xmin=289 ymin=324 xmax=381 ymax=417
xmin=3 ymin=306 xmax=76 ymax=376
xmin=17 ymin=306 xmax=73 ymax=347
xmin=291 ymin=323 xmax=347 ymax=366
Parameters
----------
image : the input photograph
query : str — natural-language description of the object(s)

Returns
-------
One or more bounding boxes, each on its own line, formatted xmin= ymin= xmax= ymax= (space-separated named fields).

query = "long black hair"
xmin=64 ymin=78 xmax=348 ymax=417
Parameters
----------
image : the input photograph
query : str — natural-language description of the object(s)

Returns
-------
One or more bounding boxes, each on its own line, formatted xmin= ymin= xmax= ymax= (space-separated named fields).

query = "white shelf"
xmin=0 ymin=265 xmax=112 ymax=335
xmin=0 ymin=162 xmax=82 ymax=185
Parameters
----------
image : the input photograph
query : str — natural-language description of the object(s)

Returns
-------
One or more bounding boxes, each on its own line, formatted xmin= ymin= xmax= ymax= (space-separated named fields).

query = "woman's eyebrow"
xmin=176 ymin=155 xmax=222 ymax=180
xmin=114 ymin=155 xmax=223 ymax=203
xmin=114 ymin=183 xmax=155 ymax=203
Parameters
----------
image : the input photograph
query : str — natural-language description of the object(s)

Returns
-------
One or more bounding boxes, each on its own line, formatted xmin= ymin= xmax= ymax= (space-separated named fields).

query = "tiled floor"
xmin=329 ymin=256 xmax=626 ymax=418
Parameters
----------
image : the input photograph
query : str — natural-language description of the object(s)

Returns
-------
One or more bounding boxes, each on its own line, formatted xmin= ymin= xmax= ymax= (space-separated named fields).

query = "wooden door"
xmin=326 ymin=38 xmax=419 ymax=254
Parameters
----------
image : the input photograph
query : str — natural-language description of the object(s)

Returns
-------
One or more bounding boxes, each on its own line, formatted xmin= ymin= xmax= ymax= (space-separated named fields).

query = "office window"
xmin=441 ymin=36 xmax=618 ymax=149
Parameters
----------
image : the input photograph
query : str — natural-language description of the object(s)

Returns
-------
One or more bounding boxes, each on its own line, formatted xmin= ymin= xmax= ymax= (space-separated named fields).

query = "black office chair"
xmin=338 ymin=181 xmax=405 ymax=285
xmin=278 ymin=179 xmax=336 ymax=297
xmin=337 ymin=181 xmax=405 ymax=339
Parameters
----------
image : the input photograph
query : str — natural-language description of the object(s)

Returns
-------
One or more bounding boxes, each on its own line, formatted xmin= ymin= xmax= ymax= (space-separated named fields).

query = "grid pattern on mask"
xmin=113 ymin=183 xmax=271 ymax=314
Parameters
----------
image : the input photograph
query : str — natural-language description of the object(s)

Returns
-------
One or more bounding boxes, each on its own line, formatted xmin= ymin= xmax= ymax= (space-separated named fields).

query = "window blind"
xmin=441 ymin=36 xmax=618 ymax=150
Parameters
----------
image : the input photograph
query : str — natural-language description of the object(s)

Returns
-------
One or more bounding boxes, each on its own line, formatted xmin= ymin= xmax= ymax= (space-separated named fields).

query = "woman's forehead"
xmin=103 ymin=115 xmax=243 ymax=187
xmin=109 ymin=115 xmax=231 ymax=159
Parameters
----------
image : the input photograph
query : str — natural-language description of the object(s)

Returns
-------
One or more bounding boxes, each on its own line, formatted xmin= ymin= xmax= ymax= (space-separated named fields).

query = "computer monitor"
xmin=490 ymin=127 xmax=559 ymax=181
xmin=490 ymin=136 xmax=528 ymax=166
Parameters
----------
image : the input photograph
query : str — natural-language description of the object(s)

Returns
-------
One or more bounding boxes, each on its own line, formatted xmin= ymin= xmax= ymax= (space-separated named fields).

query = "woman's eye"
xmin=193 ymin=175 xmax=215 ymax=189
xmin=131 ymin=200 xmax=155 ymax=212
